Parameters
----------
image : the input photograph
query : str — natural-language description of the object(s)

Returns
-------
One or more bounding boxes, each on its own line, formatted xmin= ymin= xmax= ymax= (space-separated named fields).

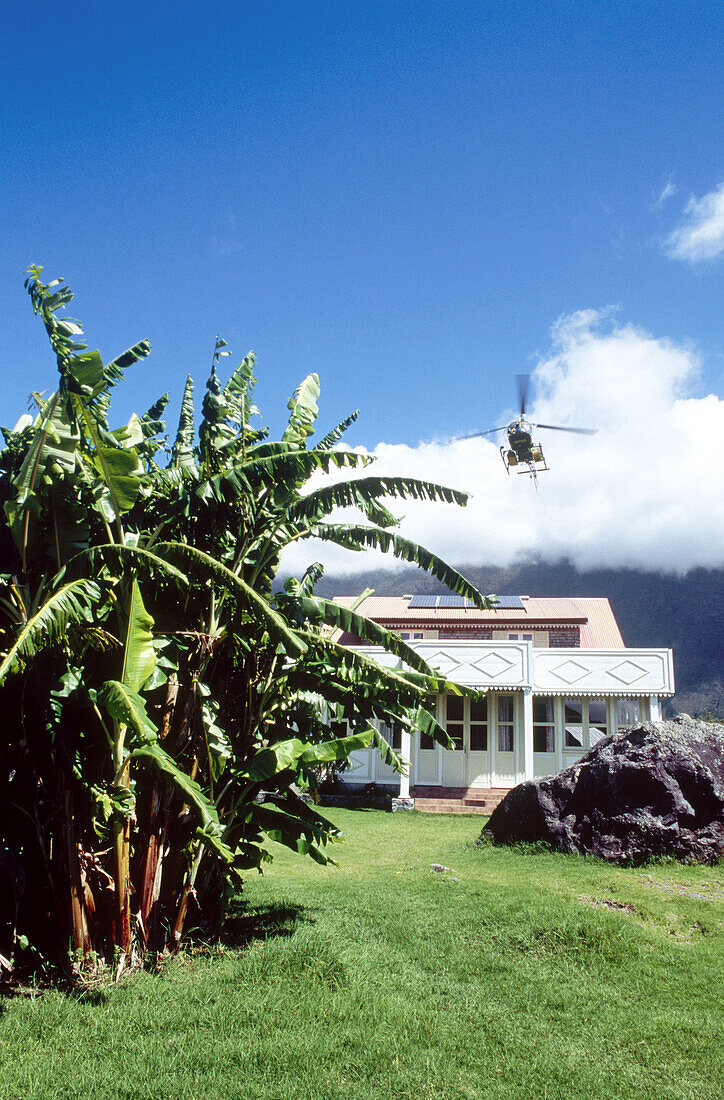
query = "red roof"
xmin=332 ymin=594 xmax=625 ymax=648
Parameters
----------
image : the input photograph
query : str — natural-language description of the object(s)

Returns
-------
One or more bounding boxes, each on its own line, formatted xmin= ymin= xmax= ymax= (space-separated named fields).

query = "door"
xmin=467 ymin=695 xmax=490 ymax=787
xmin=493 ymin=694 xmax=517 ymax=786
xmin=375 ymin=722 xmax=402 ymax=784
xmin=441 ymin=694 xmax=466 ymax=786
xmin=440 ymin=694 xmax=491 ymax=787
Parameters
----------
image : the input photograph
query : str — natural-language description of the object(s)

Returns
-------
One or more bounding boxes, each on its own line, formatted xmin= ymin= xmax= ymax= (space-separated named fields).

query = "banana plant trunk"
xmin=137 ymin=676 xmax=179 ymax=951
xmin=61 ymin=781 xmax=93 ymax=962
xmin=112 ymin=733 xmax=132 ymax=958
xmin=171 ymin=843 xmax=204 ymax=950
xmin=137 ymin=782 xmax=173 ymax=952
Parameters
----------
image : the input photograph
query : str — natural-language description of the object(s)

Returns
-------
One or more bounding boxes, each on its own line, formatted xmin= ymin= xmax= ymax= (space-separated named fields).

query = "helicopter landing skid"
xmin=500 ymin=446 xmax=549 ymax=487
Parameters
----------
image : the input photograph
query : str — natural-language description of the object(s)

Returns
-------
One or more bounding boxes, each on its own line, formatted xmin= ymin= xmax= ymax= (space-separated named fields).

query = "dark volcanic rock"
xmin=481 ymin=717 xmax=724 ymax=864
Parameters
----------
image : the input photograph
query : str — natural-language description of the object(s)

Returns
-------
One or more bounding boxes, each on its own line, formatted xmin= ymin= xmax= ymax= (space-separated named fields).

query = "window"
xmin=437 ymin=694 xmax=490 ymax=752
xmin=588 ymin=699 xmax=607 ymax=746
xmin=497 ymin=695 xmax=514 ymax=752
xmin=445 ymin=695 xmax=464 ymax=749
xmin=533 ymin=696 xmax=555 ymax=752
xmin=522 ymin=633 xmax=533 ymax=641
xmin=564 ymin=698 xmax=609 ymax=749
xmin=413 ymin=632 xmax=423 ymax=639
xmin=470 ymin=696 xmax=488 ymax=751
xmin=508 ymin=633 xmax=519 ymax=640
xmin=617 ymin=698 xmax=640 ymax=728
xmin=379 ymin=722 xmax=402 ymax=750
xmin=564 ymin=697 xmax=584 ymax=748
xmin=399 ymin=632 xmax=410 ymax=639
xmin=420 ymin=695 xmax=436 ymax=750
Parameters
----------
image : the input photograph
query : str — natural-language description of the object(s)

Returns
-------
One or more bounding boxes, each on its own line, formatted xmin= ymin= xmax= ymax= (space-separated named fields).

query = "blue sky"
xmin=2 ymin=0 xmax=723 ymax=456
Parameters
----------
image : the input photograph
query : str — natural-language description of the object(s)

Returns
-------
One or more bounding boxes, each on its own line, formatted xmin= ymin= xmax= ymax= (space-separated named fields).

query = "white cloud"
xmin=283 ymin=310 xmax=724 ymax=578
xmin=665 ymin=181 xmax=724 ymax=261
xmin=650 ymin=177 xmax=677 ymax=212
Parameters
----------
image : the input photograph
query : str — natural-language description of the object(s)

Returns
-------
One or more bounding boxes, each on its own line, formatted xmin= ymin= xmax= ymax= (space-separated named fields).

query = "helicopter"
xmin=456 ymin=375 xmax=596 ymax=489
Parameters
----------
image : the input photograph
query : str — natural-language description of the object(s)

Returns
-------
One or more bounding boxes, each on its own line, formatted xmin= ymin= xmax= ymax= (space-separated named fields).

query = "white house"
xmin=332 ymin=593 xmax=675 ymax=812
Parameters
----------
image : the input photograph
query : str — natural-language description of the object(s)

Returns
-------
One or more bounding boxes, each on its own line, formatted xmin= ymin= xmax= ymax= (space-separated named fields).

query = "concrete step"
xmin=411 ymin=786 xmax=508 ymax=815
xmin=414 ymin=799 xmax=491 ymax=815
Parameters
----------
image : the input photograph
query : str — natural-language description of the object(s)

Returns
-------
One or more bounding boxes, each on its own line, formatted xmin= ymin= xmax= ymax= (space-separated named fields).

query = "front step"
xmin=412 ymin=786 xmax=509 ymax=815
xmin=413 ymin=799 xmax=489 ymax=814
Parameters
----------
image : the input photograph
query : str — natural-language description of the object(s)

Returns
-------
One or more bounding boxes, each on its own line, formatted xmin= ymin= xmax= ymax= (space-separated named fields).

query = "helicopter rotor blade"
xmin=534 ymin=423 xmax=597 ymax=435
xmin=516 ymin=374 xmax=530 ymax=416
xmin=453 ymin=426 xmax=509 ymax=440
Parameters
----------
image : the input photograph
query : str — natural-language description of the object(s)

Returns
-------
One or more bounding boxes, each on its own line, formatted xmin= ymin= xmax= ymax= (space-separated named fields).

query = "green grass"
xmin=1 ymin=809 xmax=723 ymax=1099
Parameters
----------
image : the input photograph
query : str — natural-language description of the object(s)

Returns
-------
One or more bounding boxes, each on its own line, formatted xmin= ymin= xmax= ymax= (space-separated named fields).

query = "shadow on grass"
xmin=0 ymin=900 xmax=309 ymax=1011
xmin=219 ymin=900 xmax=309 ymax=948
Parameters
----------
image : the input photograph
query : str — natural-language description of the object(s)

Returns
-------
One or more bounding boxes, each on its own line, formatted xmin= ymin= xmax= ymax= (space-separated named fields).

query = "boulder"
xmin=481 ymin=717 xmax=724 ymax=864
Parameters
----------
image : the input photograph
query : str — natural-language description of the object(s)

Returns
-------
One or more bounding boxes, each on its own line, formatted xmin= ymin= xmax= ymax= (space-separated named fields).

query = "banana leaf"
xmin=0 ymin=579 xmax=101 ymax=683
xmin=120 ymin=579 xmax=156 ymax=693
xmin=282 ymin=373 xmax=320 ymax=445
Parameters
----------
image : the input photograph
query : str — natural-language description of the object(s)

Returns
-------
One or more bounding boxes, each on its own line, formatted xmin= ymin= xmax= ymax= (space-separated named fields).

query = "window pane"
xmin=498 ymin=726 xmax=514 ymax=752
xmin=447 ymin=696 xmax=464 ymax=722
xmin=533 ymin=697 xmax=554 ymax=723
xmin=588 ymin=699 xmax=607 ymax=728
xmin=564 ymin=699 xmax=583 ymax=747
xmin=470 ymin=724 xmax=488 ymax=751
xmin=447 ymin=724 xmax=464 ymax=749
xmin=470 ymin=696 xmax=488 ymax=723
xmin=379 ymin=722 xmax=402 ymax=750
xmin=565 ymin=726 xmax=583 ymax=748
xmin=564 ymin=697 xmax=583 ymax=722
xmin=533 ymin=726 xmax=555 ymax=752
xmin=498 ymin=696 xmax=514 ymax=723
xmin=420 ymin=733 xmax=434 ymax=750
xmin=617 ymin=698 xmax=640 ymax=727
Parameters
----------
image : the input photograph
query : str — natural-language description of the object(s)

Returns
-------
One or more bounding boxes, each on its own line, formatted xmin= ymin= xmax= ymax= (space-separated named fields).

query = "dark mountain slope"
xmin=314 ymin=563 xmax=723 ymax=718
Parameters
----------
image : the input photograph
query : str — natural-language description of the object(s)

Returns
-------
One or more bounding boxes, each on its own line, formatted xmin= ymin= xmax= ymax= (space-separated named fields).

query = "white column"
xmin=649 ymin=695 xmax=661 ymax=721
xmin=555 ymin=696 xmax=564 ymax=773
xmin=399 ymin=727 xmax=411 ymax=798
xmin=489 ymin=692 xmax=497 ymax=786
xmin=522 ymin=688 xmax=534 ymax=781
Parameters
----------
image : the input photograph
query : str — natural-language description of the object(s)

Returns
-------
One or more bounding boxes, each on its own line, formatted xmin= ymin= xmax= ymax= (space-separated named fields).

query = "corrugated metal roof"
xmin=333 ymin=594 xmax=585 ymax=623
xmin=573 ymin=598 xmax=625 ymax=648
xmin=331 ymin=594 xmax=625 ymax=648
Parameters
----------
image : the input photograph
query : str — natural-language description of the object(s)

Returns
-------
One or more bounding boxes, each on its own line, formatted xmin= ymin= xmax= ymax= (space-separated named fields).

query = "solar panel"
xmin=408 ymin=595 xmax=438 ymax=608
xmin=493 ymin=596 xmax=525 ymax=609
xmin=438 ymin=595 xmax=466 ymax=608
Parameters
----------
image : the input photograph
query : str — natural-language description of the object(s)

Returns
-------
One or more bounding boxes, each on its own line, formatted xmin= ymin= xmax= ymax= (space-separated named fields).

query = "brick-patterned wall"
xmin=549 ymin=626 xmax=581 ymax=647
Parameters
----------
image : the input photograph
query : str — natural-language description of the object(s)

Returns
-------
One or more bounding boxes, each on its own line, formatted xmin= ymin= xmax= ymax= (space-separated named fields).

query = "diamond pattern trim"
xmin=472 ymin=652 xmax=516 ymax=678
xmin=608 ymin=660 xmax=649 ymax=685
xmin=550 ymin=659 xmax=590 ymax=685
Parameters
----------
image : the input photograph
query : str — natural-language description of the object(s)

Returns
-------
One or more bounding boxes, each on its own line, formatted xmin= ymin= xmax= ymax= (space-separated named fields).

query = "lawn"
xmin=1 ymin=809 xmax=722 ymax=1100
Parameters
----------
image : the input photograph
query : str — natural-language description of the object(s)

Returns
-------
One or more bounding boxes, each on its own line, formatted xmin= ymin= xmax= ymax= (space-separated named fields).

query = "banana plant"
xmin=0 ymin=269 xmax=492 ymax=978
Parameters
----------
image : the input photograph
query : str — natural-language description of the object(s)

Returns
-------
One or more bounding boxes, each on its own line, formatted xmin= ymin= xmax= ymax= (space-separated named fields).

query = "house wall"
xmin=342 ymin=640 xmax=673 ymax=795
xmin=345 ymin=690 xmax=653 ymax=790
xmin=549 ymin=627 xmax=581 ymax=647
